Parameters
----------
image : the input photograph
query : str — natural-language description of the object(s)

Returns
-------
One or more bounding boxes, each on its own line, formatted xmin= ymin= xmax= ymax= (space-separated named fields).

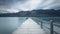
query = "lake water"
xmin=0 ymin=17 xmax=27 ymax=34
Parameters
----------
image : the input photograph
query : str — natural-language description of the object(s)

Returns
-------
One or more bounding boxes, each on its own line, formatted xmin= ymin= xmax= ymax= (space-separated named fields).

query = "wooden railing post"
xmin=41 ymin=21 xmax=43 ymax=28
xmin=50 ymin=20 xmax=54 ymax=34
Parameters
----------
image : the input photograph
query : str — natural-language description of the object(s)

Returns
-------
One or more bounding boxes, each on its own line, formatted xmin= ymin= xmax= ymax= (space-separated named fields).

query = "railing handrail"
xmin=37 ymin=18 xmax=60 ymax=27
xmin=53 ymin=23 xmax=60 ymax=27
xmin=31 ymin=18 xmax=60 ymax=34
xmin=43 ymin=23 xmax=60 ymax=34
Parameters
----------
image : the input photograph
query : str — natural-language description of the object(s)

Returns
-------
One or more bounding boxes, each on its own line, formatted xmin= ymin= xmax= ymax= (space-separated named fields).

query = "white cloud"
xmin=0 ymin=0 xmax=60 ymax=13
xmin=39 ymin=0 xmax=60 ymax=9
xmin=0 ymin=0 xmax=42 ymax=13
xmin=6 ymin=9 xmax=19 ymax=13
xmin=12 ymin=0 xmax=42 ymax=11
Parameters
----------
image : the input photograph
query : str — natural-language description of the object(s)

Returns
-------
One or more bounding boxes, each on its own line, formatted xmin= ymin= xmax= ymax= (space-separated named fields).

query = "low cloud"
xmin=0 ymin=0 xmax=60 ymax=13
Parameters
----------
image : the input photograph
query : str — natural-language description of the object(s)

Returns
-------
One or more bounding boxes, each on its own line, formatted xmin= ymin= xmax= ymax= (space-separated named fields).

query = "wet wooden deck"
xmin=12 ymin=18 xmax=46 ymax=34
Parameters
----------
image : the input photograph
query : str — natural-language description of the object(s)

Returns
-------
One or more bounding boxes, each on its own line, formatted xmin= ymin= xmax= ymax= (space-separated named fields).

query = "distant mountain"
xmin=0 ymin=9 xmax=60 ymax=17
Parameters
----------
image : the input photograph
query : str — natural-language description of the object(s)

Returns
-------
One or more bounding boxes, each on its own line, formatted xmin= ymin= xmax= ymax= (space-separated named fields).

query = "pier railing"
xmin=31 ymin=17 xmax=60 ymax=34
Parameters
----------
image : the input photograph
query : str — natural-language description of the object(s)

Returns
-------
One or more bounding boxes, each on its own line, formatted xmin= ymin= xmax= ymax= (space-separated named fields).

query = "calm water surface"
xmin=0 ymin=17 xmax=26 ymax=34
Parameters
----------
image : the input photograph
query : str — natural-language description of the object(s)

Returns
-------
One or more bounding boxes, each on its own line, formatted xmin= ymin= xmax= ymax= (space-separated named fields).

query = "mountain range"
xmin=0 ymin=9 xmax=60 ymax=17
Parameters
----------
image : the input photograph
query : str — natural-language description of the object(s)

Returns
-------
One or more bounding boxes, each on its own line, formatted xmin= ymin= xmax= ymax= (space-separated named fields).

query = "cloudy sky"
xmin=0 ymin=0 xmax=60 ymax=13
